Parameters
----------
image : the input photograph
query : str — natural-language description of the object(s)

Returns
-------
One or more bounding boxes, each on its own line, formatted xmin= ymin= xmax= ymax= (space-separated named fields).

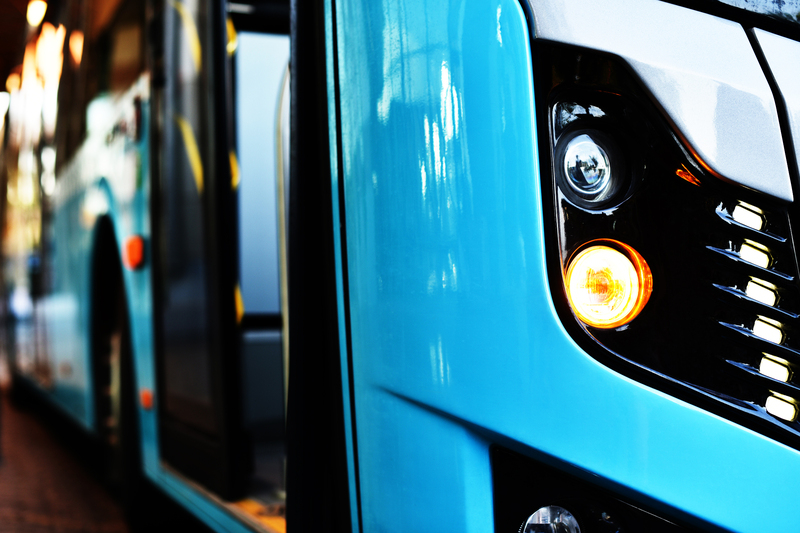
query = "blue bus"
xmin=3 ymin=0 xmax=800 ymax=531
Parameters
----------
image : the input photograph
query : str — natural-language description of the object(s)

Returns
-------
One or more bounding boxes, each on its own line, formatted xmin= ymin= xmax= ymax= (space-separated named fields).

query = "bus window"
xmin=235 ymin=29 xmax=290 ymax=506
xmin=55 ymin=0 xmax=145 ymax=167
xmin=156 ymin=0 xmax=222 ymax=483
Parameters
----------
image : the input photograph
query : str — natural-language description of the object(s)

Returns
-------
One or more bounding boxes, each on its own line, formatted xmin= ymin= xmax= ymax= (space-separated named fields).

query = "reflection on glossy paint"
xmin=496 ymin=6 xmax=503 ymax=46
xmin=427 ymin=251 xmax=458 ymax=293
xmin=371 ymin=3 xmax=474 ymax=288
xmin=429 ymin=335 xmax=450 ymax=386
xmin=421 ymin=63 xmax=470 ymax=293
xmin=420 ymin=63 xmax=468 ymax=222
xmin=588 ymin=105 xmax=604 ymax=117
xmin=440 ymin=64 xmax=456 ymax=142
xmin=433 ymin=121 xmax=441 ymax=179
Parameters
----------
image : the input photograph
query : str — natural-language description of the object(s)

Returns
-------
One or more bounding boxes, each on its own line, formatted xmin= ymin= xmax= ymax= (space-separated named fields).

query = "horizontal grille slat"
xmin=712 ymin=284 xmax=800 ymax=319
xmin=705 ymin=246 xmax=795 ymax=282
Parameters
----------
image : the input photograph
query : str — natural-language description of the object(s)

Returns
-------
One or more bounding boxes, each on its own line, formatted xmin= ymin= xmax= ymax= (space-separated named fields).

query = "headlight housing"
xmin=556 ymin=130 xmax=623 ymax=206
xmin=537 ymin=43 xmax=800 ymax=450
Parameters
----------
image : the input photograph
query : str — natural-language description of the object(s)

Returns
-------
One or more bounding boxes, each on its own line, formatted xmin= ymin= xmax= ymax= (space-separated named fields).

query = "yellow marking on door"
xmin=168 ymin=0 xmax=202 ymax=71
xmin=229 ymin=151 xmax=240 ymax=190
xmin=235 ymin=284 xmax=245 ymax=325
xmin=173 ymin=114 xmax=203 ymax=194
xmin=226 ymin=17 xmax=238 ymax=56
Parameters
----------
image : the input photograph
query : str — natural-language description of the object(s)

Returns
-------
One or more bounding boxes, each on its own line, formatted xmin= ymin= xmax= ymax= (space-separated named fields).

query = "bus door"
xmin=153 ymin=0 xmax=289 ymax=511
xmin=229 ymin=1 xmax=291 ymax=513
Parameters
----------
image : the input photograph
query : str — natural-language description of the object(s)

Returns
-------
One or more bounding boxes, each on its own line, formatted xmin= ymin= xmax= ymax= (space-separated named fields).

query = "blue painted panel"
xmin=323 ymin=0 xmax=361 ymax=529
xmin=331 ymin=0 xmax=800 ymax=532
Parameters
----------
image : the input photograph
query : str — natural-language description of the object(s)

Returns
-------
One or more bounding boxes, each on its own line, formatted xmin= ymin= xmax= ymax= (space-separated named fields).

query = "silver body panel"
xmin=528 ymin=0 xmax=793 ymax=201
xmin=755 ymin=29 xmax=800 ymax=183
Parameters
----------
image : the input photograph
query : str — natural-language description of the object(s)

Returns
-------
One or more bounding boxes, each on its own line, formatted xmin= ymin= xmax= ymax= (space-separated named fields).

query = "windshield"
xmin=714 ymin=0 xmax=800 ymax=25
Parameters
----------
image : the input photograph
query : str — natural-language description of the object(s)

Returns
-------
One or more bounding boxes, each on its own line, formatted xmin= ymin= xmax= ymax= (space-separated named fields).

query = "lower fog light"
xmin=523 ymin=506 xmax=581 ymax=533
xmin=565 ymin=241 xmax=653 ymax=329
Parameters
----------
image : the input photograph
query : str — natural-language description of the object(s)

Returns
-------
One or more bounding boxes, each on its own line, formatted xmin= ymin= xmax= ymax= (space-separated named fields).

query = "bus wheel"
xmin=91 ymin=225 xmax=144 ymax=526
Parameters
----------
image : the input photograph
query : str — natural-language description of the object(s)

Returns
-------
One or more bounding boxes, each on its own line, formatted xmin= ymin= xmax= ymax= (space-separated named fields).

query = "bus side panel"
xmin=331 ymin=0 xmax=800 ymax=532
xmin=17 ymin=80 xmax=150 ymax=431
xmin=43 ymin=189 xmax=93 ymax=426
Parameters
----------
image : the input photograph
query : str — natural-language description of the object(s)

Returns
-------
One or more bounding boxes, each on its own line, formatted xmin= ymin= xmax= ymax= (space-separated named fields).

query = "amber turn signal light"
xmin=565 ymin=240 xmax=652 ymax=329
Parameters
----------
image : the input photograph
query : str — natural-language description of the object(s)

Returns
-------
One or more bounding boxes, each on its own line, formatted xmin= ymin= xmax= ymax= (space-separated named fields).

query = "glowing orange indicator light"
xmin=565 ymin=240 xmax=653 ymax=329
xmin=123 ymin=235 xmax=145 ymax=270
xmin=140 ymin=388 xmax=154 ymax=410
xmin=676 ymin=166 xmax=701 ymax=186
xmin=69 ymin=30 xmax=84 ymax=67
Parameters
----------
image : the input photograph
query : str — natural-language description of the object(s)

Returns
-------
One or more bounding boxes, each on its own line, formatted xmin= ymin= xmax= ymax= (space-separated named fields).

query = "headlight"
xmin=558 ymin=131 xmax=618 ymax=204
xmin=523 ymin=506 xmax=582 ymax=533
xmin=565 ymin=240 xmax=652 ymax=329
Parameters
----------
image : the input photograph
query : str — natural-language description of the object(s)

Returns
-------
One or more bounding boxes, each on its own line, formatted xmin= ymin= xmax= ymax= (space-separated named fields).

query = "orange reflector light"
xmin=676 ymin=166 xmax=701 ymax=186
xmin=123 ymin=235 xmax=144 ymax=270
xmin=565 ymin=241 xmax=653 ymax=329
xmin=140 ymin=388 xmax=154 ymax=410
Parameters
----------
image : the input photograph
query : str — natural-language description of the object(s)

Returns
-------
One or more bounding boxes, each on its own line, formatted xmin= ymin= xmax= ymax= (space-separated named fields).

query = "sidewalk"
xmin=0 ymin=392 xmax=128 ymax=533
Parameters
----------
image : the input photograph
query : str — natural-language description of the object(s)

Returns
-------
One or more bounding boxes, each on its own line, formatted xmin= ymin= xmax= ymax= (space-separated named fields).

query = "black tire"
xmin=91 ymin=221 xmax=144 ymax=522
xmin=91 ymin=219 xmax=209 ymax=532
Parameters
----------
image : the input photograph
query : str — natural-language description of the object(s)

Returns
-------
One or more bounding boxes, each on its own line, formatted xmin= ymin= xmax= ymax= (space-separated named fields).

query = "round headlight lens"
xmin=523 ymin=506 xmax=581 ymax=533
xmin=565 ymin=241 xmax=652 ymax=329
xmin=563 ymin=133 xmax=611 ymax=197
